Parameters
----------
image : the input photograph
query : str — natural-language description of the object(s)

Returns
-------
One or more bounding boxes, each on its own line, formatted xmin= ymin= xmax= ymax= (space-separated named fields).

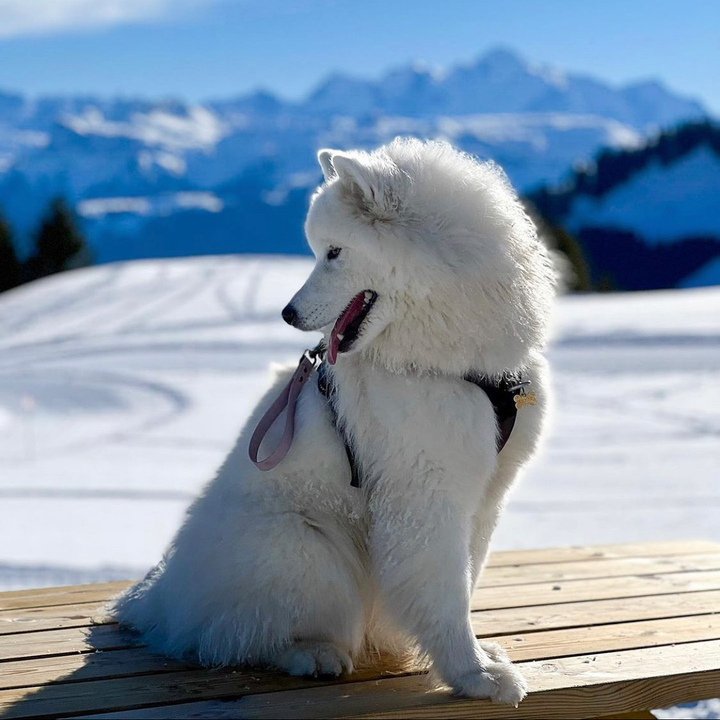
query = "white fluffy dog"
xmin=113 ymin=138 xmax=555 ymax=705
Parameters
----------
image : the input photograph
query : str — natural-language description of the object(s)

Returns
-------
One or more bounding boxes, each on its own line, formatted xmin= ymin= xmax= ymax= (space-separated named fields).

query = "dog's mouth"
xmin=328 ymin=290 xmax=378 ymax=365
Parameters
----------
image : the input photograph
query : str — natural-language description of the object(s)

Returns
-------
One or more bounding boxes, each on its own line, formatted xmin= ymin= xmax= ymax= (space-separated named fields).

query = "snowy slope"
xmin=0 ymin=256 xmax=718 ymax=591
xmin=566 ymin=145 xmax=720 ymax=242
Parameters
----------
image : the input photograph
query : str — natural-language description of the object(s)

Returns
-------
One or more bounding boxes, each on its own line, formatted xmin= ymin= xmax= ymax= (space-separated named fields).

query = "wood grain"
xmin=0 ymin=624 xmax=141 ymax=662
xmin=64 ymin=639 xmax=720 ymax=720
xmin=471 ymin=569 xmax=720 ymax=610
xmin=0 ymin=584 xmax=131 ymax=612
xmin=0 ymin=602 xmax=110 ymax=637
xmin=471 ymin=589 xmax=720 ymax=636
xmin=0 ymin=648 xmax=187 ymax=691
xmin=480 ymin=553 xmax=720 ymax=587
xmin=0 ymin=662 xmax=412 ymax=719
xmin=4 ymin=608 xmax=718 ymax=690
xmin=484 ymin=540 xmax=720 ymax=568
xmin=491 ymin=613 xmax=720 ymax=662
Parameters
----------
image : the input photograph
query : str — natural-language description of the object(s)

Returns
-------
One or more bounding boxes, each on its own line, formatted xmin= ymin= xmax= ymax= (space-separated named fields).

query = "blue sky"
xmin=0 ymin=0 xmax=718 ymax=113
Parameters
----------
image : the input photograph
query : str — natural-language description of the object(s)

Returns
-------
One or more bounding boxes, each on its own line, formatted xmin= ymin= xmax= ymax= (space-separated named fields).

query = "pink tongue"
xmin=328 ymin=293 xmax=366 ymax=365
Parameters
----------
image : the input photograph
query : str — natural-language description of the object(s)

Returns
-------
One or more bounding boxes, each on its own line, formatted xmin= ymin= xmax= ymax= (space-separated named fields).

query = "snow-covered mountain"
xmin=307 ymin=49 xmax=704 ymax=127
xmin=530 ymin=121 xmax=720 ymax=290
xmin=0 ymin=48 xmax=709 ymax=263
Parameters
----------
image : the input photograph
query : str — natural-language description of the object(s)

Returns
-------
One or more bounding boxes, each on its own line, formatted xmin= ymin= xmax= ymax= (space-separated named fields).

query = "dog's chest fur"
xmin=327 ymin=359 xmax=499 ymax=498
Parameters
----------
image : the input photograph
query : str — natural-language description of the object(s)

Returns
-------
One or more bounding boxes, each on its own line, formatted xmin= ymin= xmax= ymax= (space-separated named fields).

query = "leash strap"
xmin=248 ymin=348 xmax=321 ymax=471
xmin=250 ymin=343 xmax=531 ymax=476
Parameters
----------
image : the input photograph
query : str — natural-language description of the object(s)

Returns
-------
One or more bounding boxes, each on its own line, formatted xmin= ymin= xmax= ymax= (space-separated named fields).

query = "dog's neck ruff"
xmin=249 ymin=343 xmax=532 ymax=485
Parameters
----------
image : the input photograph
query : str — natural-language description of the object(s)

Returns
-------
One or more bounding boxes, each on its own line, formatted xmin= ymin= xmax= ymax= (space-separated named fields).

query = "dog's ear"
xmin=317 ymin=149 xmax=337 ymax=182
xmin=331 ymin=151 xmax=404 ymax=221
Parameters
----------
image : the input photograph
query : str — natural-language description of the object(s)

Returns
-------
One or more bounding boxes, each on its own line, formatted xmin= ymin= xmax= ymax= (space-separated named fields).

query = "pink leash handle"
xmin=249 ymin=350 xmax=320 ymax=471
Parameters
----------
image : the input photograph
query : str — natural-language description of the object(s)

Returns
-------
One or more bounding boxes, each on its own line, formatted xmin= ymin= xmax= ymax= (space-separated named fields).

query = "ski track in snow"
xmin=0 ymin=256 xmax=718 ymax=587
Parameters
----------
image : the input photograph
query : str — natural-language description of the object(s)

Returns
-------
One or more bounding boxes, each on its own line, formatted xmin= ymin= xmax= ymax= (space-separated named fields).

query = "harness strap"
xmin=464 ymin=374 xmax=529 ymax=453
xmin=250 ymin=346 xmax=531 ymax=485
xmin=318 ymin=363 xmax=363 ymax=488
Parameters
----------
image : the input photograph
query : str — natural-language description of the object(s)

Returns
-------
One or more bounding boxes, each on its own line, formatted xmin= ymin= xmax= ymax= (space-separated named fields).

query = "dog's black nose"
xmin=281 ymin=304 xmax=297 ymax=326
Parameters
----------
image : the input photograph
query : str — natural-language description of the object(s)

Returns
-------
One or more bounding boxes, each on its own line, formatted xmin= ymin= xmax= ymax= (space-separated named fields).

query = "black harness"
xmin=317 ymin=362 xmax=529 ymax=489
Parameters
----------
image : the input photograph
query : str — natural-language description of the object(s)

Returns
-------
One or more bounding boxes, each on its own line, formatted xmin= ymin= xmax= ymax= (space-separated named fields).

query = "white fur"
xmin=111 ymin=138 xmax=555 ymax=705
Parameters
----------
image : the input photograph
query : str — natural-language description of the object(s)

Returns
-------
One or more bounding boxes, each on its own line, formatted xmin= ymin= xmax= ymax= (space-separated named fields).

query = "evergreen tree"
xmin=524 ymin=203 xmax=592 ymax=293
xmin=0 ymin=210 xmax=21 ymax=293
xmin=596 ymin=273 xmax=617 ymax=293
xmin=549 ymin=223 xmax=592 ymax=292
xmin=26 ymin=198 xmax=91 ymax=281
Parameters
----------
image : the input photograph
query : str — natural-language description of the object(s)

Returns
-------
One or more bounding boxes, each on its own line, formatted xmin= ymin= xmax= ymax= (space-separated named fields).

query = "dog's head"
xmin=283 ymin=138 xmax=556 ymax=375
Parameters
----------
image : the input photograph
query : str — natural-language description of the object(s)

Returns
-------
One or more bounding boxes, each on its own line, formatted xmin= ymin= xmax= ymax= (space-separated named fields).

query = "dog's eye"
xmin=326 ymin=246 xmax=342 ymax=261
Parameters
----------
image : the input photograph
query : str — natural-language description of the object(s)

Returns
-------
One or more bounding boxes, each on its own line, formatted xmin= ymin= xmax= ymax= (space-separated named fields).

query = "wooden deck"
xmin=1 ymin=540 xmax=720 ymax=718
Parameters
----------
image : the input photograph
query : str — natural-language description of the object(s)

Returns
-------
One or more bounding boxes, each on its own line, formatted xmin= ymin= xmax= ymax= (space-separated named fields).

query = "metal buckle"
xmin=303 ymin=343 xmax=325 ymax=370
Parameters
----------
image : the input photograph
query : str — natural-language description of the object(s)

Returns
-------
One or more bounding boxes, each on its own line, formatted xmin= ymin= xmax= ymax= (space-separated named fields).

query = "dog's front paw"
xmin=277 ymin=641 xmax=353 ymax=678
xmin=451 ymin=661 xmax=527 ymax=706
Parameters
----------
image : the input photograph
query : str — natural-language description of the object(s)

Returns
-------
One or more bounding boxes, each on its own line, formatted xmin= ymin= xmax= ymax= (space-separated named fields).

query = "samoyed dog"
xmin=112 ymin=138 xmax=555 ymax=705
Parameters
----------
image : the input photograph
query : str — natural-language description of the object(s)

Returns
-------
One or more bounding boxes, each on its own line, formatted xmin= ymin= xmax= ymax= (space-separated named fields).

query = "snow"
xmin=62 ymin=105 xmax=227 ymax=151
xmin=0 ymin=254 xmax=718 ymax=589
xmin=435 ymin=113 xmax=642 ymax=148
xmin=567 ymin=146 xmax=720 ymax=242
xmin=77 ymin=191 xmax=223 ymax=219
xmin=656 ymin=700 xmax=720 ymax=719
xmin=0 ymin=255 xmax=717 ymax=716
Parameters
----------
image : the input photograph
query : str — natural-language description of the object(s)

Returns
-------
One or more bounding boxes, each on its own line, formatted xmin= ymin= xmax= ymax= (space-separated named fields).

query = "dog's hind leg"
xmin=277 ymin=640 xmax=354 ymax=677
xmin=263 ymin=511 xmax=369 ymax=677
xmin=114 ymin=504 xmax=368 ymax=675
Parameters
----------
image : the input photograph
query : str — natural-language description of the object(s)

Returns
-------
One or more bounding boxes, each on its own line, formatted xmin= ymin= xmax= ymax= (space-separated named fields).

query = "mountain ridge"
xmin=0 ymin=47 xmax=712 ymax=279
xmin=0 ymin=47 xmax=708 ymax=128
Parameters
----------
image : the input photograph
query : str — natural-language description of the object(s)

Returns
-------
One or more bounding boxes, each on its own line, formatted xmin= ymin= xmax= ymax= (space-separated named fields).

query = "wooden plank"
xmin=471 ymin=588 xmax=720 ymax=636
xmin=0 ymin=648 xmax=188 ymax=691
xmin=3 ymin=574 xmax=720 ymax=662
xmin=480 ymin=552 xmax=720 ymax=587
xmin=485 ymin=540 xmax=720 ymax=568
xmin=6 ymin=563 xmax=711 ymax=627
xmin=0 ymin=625 xmax=140 ymax=662
xmin=0 ymin=662 xmax=411 ymax=719
xmin=0 ymin=579 xmax=717 ymax=650
xmin=5 ymin=608 xmax=718 ymax=691
xmin=492 ymin=613 xmax=720 ymax=662
xmin=594 ymin=712 xmax=657 ymax=720
xmin=471 ymin=569 xmax=720 ymax=610
xmin=3 ymin=586 xmax=717 ymax=650
xmin=3 ymin=540 xmax=717 ymax=613
xmin=2 ymin=541 xmax=717 ymax=613
xmin=0 ymin=602 xmax=110 ymax=636
xmin=0 ymin=583 xmax=131 ymax=612
xmin=2 ymin=560 xmax=719 ymax=641
xmin=0 ymin=562 xmax=720 ymax=636
xmin=65 ymin=639 xmax=720 ymax=719
xmin=278 ymin=671 xmax=720 ymax=720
